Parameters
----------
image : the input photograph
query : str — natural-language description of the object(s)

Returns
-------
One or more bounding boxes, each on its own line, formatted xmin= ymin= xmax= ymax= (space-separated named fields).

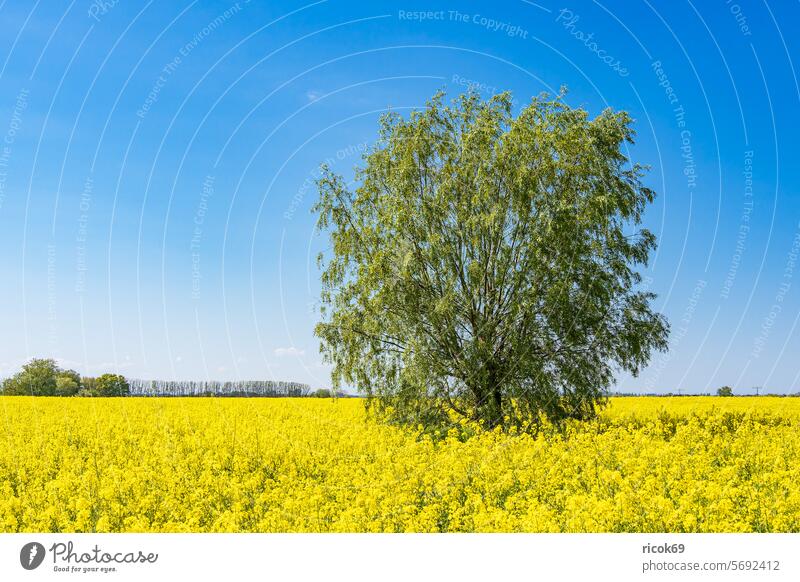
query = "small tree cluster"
xmin=0 ymin=359 xmax=130 ymax=397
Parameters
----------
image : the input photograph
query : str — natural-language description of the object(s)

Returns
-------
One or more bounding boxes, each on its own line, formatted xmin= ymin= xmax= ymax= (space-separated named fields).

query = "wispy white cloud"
xmin=274 ymin=347 xmax=305 ymax=358
xmin=306 ymin=90 xmax=321 ymax=102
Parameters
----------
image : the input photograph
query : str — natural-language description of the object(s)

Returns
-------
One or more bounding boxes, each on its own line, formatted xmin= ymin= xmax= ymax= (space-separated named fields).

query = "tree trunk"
xmin=492 ymin=387 xmax=503 ymax=427
xmin=483 ymin=362 xmax=504 ymax=429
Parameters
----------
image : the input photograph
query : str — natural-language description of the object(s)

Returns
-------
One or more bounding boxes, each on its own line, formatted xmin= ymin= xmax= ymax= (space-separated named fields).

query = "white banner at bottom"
xmin=0 ymin=533 xmax=796 ymax=581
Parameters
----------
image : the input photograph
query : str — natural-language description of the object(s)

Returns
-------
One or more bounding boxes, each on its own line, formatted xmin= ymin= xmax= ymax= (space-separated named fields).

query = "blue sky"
xmin=0 ymin=0 xmax=798 ymax=394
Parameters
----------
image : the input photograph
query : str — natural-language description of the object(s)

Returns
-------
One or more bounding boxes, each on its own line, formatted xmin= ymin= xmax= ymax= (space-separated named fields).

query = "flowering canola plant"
xmin=1 ymin=397 xmax=799 ymax=532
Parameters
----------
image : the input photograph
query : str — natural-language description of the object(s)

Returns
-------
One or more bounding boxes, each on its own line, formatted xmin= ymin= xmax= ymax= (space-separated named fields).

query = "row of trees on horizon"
xmin=609 ymin=387 xmax=800 ymax=397
xmin=0 ymin=358 xmax=332 ymax=398
xmin=0 ymin=358 xmax=791 ymax=399
xmin=128 ymin=378 xmax=311 ymax=397
xmin=1 ymin=359 xmax=130 ymax=397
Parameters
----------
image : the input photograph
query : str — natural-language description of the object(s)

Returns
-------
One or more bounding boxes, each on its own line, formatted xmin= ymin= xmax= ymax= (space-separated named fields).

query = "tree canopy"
xmin=717 ymin=386 xmax=734 ymax=397
xmin=2 ymin=358 xmax=79 ymax=396
xmin=0 ymin=359 xmax=130 ymax=397
xmin=94 ymin=374 xmax=131 ymax=397
xmin=314 ymin=90 xmax=669 ymax=435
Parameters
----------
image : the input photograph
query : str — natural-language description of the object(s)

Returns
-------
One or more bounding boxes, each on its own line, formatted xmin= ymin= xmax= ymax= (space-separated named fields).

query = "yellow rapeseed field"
xmin=1 ymin=396 xmax=798 ymax=532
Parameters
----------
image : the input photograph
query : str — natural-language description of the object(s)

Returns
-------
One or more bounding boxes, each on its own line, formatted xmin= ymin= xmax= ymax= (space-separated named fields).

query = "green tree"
xmin=314 ymin=90 xmax=669 ymax=434
xmin=94 ymin=374 xmax=130 ymax=397
xmin=79 ymin=376 xmax=98 ymax=397
xmin=717 ymin=386 xmax=734 ymax=397
xmin=55 ymin=375 xmax=80 ymax=396
xmin=1 ymin=358 xmax=78 ymax=396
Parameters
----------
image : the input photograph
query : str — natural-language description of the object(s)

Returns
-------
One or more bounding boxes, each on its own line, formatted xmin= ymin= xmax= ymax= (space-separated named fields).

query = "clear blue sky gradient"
xmin=0 ymin=0 xmax=798 ymax=393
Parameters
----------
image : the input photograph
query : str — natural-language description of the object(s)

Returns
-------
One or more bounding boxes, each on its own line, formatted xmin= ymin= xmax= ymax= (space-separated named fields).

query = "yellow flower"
xmin=0 ymin=396 xmax=798 ymax=532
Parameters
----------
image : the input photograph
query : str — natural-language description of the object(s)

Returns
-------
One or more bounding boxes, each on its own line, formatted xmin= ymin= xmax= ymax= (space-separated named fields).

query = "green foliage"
xmin=80 ymin=376 xmax=98 ymax=397
xmin=717 ymin=386 xmax=734 ymax=397
xmin=0 ymin=361 xmax=132 ymax=397
xmin=311 ymin=388 xmax=333 ymax=398
xmin=314 ymin=90 xmax=669 ymax=435
xmin=94 ymin=374 xmax=130 ymax=397
xmin=55 ymin=375 xmax=80 ymax=396
xmin=1 ymin=358 xmax=81 ymax=396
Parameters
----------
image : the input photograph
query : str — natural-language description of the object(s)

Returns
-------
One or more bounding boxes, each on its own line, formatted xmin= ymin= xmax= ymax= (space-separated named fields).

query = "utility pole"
xmin=752 ymin=386 xmax=762 ymax=396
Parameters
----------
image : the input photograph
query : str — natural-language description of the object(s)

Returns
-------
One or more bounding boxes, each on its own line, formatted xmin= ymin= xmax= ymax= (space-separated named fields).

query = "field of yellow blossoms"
xmin=1 ymin=396 xmax=799 ymax=532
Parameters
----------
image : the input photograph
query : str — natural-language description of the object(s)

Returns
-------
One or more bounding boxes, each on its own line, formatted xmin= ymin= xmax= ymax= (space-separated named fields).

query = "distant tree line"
xmin=0 ymin=359 xmax=317 ymax=397
xmin=128 ymin=379 xmax=311 ymax=397
xmin=0 ymin=359 xmax=129 ymax=396
xmin=608 ymin=386 xmax=800 ymax=397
